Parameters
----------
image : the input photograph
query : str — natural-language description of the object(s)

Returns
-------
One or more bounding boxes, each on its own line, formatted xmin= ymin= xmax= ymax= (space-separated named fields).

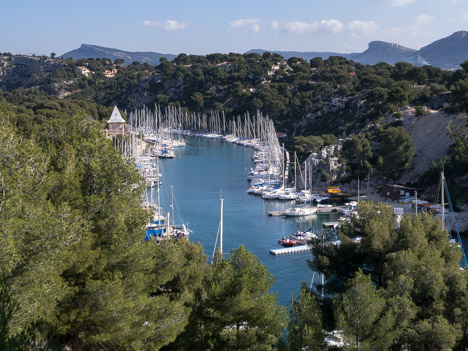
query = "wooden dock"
xmin=269 ymin=244 xmax=313 ymax=255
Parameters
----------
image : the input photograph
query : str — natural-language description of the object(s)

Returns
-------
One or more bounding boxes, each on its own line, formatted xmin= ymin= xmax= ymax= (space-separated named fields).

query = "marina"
xmin=152 ymin=136 xmax=339 ymax=305
xmin=112 ymin=106 xmax=467 ymax=306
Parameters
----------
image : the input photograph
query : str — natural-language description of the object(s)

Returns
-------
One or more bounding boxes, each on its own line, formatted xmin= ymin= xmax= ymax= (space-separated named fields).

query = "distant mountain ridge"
xmin=418 ymin=31 xmax=468 ymax=69
xmin=61 ymin=31 xmax=468 ymax=69
xmin=248 ymin=31 xmax=468 ymax=69
xmin=61 ymin=44 xmax=176 ymax=65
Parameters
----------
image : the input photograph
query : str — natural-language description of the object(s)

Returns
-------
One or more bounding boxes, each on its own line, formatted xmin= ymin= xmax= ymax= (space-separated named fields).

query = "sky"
xmin=2 ymin=0 xmax=468 ymax=56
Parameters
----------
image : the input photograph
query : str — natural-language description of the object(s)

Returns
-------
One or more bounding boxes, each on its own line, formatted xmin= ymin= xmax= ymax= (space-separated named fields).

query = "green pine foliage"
xmin=335 ymin=269 xmax=386 ymax=351
xmin=2 ymin=53 xmax=468 ymax=349
xmin=170 ymin=245 xmax=287 ymax=351
xmin=306 ymin=201 xmax=468 ymax=350
xmin=0 ymin=98 xmax=288 ymax=350
xmin=287 ymin=288 xmax=325 ymax=351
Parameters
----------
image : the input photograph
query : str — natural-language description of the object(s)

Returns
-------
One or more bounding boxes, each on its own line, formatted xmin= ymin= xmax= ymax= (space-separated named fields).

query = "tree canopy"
xmin=0 ymin=98 xmax=286 ymax=350
xmin=303 ymin=201 xmax=468 ymax=350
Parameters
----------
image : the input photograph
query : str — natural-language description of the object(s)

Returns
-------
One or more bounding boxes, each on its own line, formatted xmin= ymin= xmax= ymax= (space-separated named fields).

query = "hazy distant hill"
xmin=351 ymin=41 xmax=426 ymax=66
xmin=61 ymin=44 xmax=176 ymax=65
xmin=247 ymin=31 xmax=468 ymax=69
xmin=245 ymin=49 xmax=355 ymax=61
xmin=418 ymin=31 xmax=468 ymax=69
xmin=61 ymin=32 xmax=468 ymax=69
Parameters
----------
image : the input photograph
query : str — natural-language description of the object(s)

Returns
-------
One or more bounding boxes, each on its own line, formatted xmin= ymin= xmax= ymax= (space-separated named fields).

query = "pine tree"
xmin=172 ymin=246 xmax=287 ymax=351
xmin=336 ymin=269 xmax=385 ymax=350
xmin=287 ymin=288 xmax=325 ymax=351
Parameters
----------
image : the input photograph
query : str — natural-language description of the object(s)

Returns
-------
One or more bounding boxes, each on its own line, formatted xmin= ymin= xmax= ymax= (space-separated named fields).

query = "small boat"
xmin=283 ymin=206 xmax=317 ymax=217
xmin=327 ymin=186 xmax=341 ymax=194
xmin=278 ymin=237 xmax=297 ymax=247
xmin=262 ymin=189 xmax=281 ymax=199
xmin=338 ymin=201 xmax=358 ymax=215
xmin=278 ymin=190 xmax=299 ymax=201
xmin=151 ymin=148 xmax=176 ymax=159
xmin=290 ymin=230 xmax=317 ymax=245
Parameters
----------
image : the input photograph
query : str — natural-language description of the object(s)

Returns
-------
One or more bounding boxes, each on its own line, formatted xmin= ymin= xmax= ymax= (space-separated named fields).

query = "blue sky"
xmin=2 ymin=0 xmax=468 ymax=56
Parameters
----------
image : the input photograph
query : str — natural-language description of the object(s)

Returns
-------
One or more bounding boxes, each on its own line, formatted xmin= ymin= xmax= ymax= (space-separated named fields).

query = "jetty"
xmin=269 ymin=244 xmax=313 ymax=255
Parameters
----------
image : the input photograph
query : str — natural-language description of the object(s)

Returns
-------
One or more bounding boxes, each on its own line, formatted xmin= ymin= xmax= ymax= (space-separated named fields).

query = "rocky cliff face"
xmin=399 ymin=109 xmax=467 ymax=183
xmin=0 ymin=55 xmax=70 ymax=92
xmin=300 ymin=144 xmax=348 ymax=191
xmin=247 ymin=31 xmax=468 ymax=69
xmin=418 ymin=31 xmax=468 ymax=69
xmin=300 ymin=109 xmax=468 ymax=198
xmin=351 ymin=41 xmax=427 ymax=66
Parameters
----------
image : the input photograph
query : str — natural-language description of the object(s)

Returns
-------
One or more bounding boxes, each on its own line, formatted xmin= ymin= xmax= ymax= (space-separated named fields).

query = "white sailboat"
xmin=283 ymin=205 xmax=317 ymax=217
xmin=211 ymin=197 xmax=224 ymax=263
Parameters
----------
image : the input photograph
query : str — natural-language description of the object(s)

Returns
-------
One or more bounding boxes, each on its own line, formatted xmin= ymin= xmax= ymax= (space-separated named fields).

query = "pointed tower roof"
xmin=107 ymin=106 xmax=125 ymax=124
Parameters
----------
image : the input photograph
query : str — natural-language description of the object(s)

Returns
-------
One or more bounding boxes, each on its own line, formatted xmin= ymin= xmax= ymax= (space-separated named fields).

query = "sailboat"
xmin=144 ymin=160 xmax=190 ymax=241
xmin=282 ymin=205 xmax=317 ymax=217
xmin=211 ymin=197 xmax=224 ymax=263
xmin=439 ymin=171 xmax=467 ymax=267
xmin=282 ymin=154 xmax=318 ymax=216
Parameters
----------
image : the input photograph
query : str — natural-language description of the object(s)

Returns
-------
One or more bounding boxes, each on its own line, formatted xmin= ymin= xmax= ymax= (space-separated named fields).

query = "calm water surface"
xmin=156 ymin=137 xmax=339 ymax=306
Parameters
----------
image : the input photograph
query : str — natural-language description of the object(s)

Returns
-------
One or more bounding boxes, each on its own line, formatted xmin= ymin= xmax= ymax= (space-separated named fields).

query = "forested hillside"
xmin=1 ymin=52 xmax=468 ymax=203
xmin=1 ymin=53 xmax=468 ymax=349
xmin=3 ymin=52 xmax=468 ymax=129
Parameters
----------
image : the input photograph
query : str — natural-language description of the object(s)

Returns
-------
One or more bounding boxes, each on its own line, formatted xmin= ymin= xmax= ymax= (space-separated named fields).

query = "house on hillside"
xmin=76 ymin=66 xmax=91 ymax=77
xmin=382 ymin=184 xmax=417 ymax=201
xmin=103 ymin=68 xmax=118 ymax=78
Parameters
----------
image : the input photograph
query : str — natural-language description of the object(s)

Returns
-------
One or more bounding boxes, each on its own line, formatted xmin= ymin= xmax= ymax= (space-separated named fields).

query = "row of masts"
xmin=127 ymin=105 xmax=276 ymax=142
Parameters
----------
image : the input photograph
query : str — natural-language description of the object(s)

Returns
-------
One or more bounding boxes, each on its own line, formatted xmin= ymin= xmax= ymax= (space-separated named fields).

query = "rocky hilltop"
xmin=418 ymin=31 xmax=468 ymax=69
xmin=351 ymin=41 xmax=426 ymax=66
xmin=248 ymin=31 xmax=468 ymax=69
xmin=59 ymin=31 xmax=468 ymax=69
xmin=0 ymin=54 xmax=71 ymax=93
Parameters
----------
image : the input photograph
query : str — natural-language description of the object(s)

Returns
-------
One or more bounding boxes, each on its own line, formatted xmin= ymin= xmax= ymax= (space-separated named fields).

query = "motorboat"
xmin=338 ymin=201 xmax=358 ymax=215
xmin=151 ymin=147 xmax=176 ymax=159
xmin=290 ymin=230 xmax=317 ymax=244
xmin=278 ymin=237 xmax=297 ymax=247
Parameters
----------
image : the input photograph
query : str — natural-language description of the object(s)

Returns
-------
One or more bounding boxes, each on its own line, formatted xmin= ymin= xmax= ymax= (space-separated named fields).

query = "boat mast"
xmin=157 ymin=158 xmax=161 ymax=221
xmin=166 ymin=212 xmax=170 ymax=237
xmin=294 ymin=151 xmax=297 ymax=190
xmin=171 ymin=185 xmax=174 ymax=227
xmin=415 ymin=190 xmax=418 ymax=216
xmin=304 ymin=161 xmax=307 ymax=192
xmin=441 ymin=171 xmax=445 ymax=231
xmin=220 ymin=198 xmax=224 ymax=255
xmin=310 ymin=160 xmax=313 ymax=193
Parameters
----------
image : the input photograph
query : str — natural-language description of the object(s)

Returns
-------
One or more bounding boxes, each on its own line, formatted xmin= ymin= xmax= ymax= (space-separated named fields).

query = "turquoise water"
xmin=156 ymin=137 xmax=338 ymax=306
